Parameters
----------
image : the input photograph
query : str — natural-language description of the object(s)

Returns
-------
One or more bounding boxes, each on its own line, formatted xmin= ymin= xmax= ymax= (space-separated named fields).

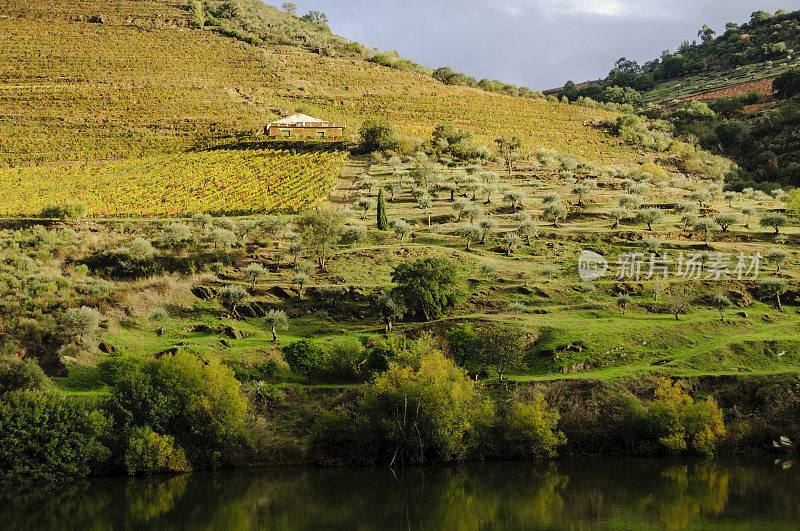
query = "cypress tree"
xmin=377 ymin=187 xmax=389 ymax=230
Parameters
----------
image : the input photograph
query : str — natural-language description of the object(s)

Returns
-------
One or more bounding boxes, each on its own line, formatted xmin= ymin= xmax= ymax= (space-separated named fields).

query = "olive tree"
xmin=712 ymin=293 xmax=732 ymax=321
xmin=217 ymin=285 xmax=250 ymax=314
xmin=713 ymin=213 xmax=737 ymax=232
xmin=635 ymin=208 xmax=664 ymax=231
xmin=759 ymin=278 xmax=788 ymax=311
xmin=263 ymin=310 xmax=289 ymax=344
xmin=479 ymin=218 xmax=499 ymax=244
xmin=296 ymin=209 xmax=345 ymax=269
xmin=244 ymin=263 xmax=268 ymax=289
xmin=542 ymin=203 xmax=567 ymax=227
xmin=60 ymin=306 xmax=101 ymax=343
xmin=375 ymin=293 xmax=406 ymax=333
xmin=760 ymin=213 xmax=788 ymax=235
xmin=766 ymin=248 xmax=788 ymax=272
xmin=459 ymin=225 xmax=483 ymax=251
xmin=393 ymin=219 xmax=413 ymax=243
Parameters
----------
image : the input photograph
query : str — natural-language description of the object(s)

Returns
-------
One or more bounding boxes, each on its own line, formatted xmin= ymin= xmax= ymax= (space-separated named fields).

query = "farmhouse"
xmin=265 ymin=113 xmax=345 ymax=139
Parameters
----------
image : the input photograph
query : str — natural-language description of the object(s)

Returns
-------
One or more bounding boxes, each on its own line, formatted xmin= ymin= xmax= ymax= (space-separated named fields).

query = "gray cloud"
xmin=287 ymin=1 xmax=791 ymax=89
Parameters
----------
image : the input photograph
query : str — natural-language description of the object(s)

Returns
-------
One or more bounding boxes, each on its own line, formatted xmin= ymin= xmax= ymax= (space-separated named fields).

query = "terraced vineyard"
xmin=0 ymin=149 xmax=347 ymax=216
xmin=0 ymin=0 xmax=639 ymax=169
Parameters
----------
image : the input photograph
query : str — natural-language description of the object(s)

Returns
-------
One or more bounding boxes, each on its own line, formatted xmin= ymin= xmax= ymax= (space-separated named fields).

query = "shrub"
xmin=106 ymin=351 xmax=247 ymax=468
xmin=391 ymin=257 xmax=459 ymax=321
xmin=649 ymin=378 xmax=725 ymax=456
xmin=283 ymin=339 xmax=324 ymax=383
xmin=322 ymin=337 xmax=367 ymax=381
xmin=0 ymin=390 xmax=111 ymax=482
xmin=59 ymin=306 xmax=101 ymax=342
xmin=500 ymin=395 xmax=565 ymax=458
xmin=0 ymin=357 xmax=51 ymax=394
xmin=124 ymin=426 xmax=191 ymax=476
xmin=358 ymin=118 xmax=397 ymax=153
xmin=312 ymin=349 xmax=494 ymax=465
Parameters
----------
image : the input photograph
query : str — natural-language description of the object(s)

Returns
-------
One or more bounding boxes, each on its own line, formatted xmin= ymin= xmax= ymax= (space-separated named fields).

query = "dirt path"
xmin=330 ymin=155 xmax=369 ymax=211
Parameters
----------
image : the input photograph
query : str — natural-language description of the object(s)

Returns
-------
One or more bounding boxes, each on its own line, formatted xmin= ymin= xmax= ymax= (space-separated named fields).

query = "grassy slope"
xmin=0 ymin=0 xmax=638 ymax=169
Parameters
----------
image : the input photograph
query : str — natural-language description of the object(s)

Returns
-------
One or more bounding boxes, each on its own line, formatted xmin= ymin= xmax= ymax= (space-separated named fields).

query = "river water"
xmin=2 ymin=457 xmax=799 ymax=530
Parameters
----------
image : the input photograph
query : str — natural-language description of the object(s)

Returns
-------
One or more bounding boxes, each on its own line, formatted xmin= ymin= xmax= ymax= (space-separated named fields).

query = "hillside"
xmin=551 ymin=9 xmax=800 ymax=189
xmin=0 ymin=0 xmax=641 ymax=173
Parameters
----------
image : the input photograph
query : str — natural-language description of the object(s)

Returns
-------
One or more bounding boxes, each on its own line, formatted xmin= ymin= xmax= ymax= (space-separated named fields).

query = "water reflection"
xmin=2 ymin=458 xmax=798 ymax=530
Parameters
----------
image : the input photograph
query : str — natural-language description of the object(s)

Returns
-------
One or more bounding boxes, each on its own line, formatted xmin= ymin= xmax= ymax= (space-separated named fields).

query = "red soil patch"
xmin=679 ymin=77 xmax=776 ymax=102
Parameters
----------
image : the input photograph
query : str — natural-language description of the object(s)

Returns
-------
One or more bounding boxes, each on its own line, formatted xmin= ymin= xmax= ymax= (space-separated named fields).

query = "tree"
xmin=572 ymin=184 xmax=591 ymax=207
xmin=210 ymin=228 xmax=236 ymax=250
xmin=393 ymin=219 xmax=413 ymax=243
xmin=106 ymin=350 xmax=246 ymax=468
xmin=189 ymin=0 xmax=205 ymax=27
xmin=244 ymin=263 xmax=268 ymax=289
xmin=281 ymin=2 xmax=297 ymax=15
xmin=0 ymin=357 xmax=51 ymax=395
xmin=636 ymin=208 xmax=664 ymax=231
xmin=293 ymin=272 xmax=310 ymax=298
xmin=724 ymin=191 xmax=737 ymax=207
xmin=479 ymin=325 xmax=526 ymax=380
xmin=296 ymin=209 xmax=345 ymax=269
xmin=688 ymin=190 xmax=712 ymax=208
xmin=693 ymin=218 xmax=720 ymax=244
xmin=517 ymin=221 xmax=537 ymax=244
xmin=619 ymin=194 xmax=642 ymax=210
xmin=377 ymin=188 xmax=389 ymax=230
xmin=358 ymin=118 xmax=396 ymax=152
xmin=217 ymin=285 xmax=250 ymax=314
xmin=479 ymin=218 xmax=499 ymax=244
xmin=714 ymin=213 xmax=737 ymax=232
xmin=666 ymin=288 xmax=691 ymax=320
xmin=741 ymin=207 xmax=755 ymax=229
xmin=495 ymin=136 xmax=522 ymax=174
xmin=712 ymin=294 xmax=732 ymax=321
xmin=478 ymin=261 xmax=497 ymax=280
xmin=698 ymin=24 xmax=716 ymax=43
xmin=452 ymin=198 xmax=469 ymax=221
xmin=357 ymin=198 xmax=374 ymax=220
xmin=418 ymin=195 xmax=433 ymax=226
xmin=162 ymin=223 xmax=193 ymax=246
xmin=543 ymin=203 xmax=568 ymax=227
xmin=284 ymin=339 xmax=324 ymax=383
xmin=263 ymin=310 xmax=289 ymax=344
xmin=616 ymin=294 xmax=632 ymax=315
xmin=391 ymin=257 xmax=459 ymax=321
xmin=462 ymin=204 xmax=483 ymax=225
xmin=766 ymin=248 xmax=788 ymax=272
xmin=760 ymin=213 xmax=788 ymax=235
xmin=773 ymin=69 xmax=800 ymax=99
xmin=503 ymin=190 xmax=524 ymax=212
xmin=681 ymin=213 xmax=699 ymax=231
xmin=0 ymin=390 xmax=111 ymax=482
xmin=459 ymin=225 xmax=482 ymax=251
xmin=609 ymin=207 xmax=628 ymax=229
xmin=301 ymin=10 xmax=329 ymax=26
xmin=60 ymin=306 xmax=100 ymax=343
xmin=384 ymin=182 xmax=400 ymax=202
xmin=375 ymin=294 xmax=405 ymax=333
xmin=342 ymin=225 xmax=367 ymax=247
xmin=502 ymin=232 xmax=521 ymax=256
xmin=357 ymin=175 xmax=377 ymax=196
xmin=759 ymin=278 xmax=788 ymax=311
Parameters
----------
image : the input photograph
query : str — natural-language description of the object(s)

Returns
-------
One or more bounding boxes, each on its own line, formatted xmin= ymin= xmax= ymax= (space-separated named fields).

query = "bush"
xmin=391 ymin=257 xmax=459 ymax=321
xmin=358 ymin=118 xmax=397 ymax=153
xmin=124 ymin=426 xmax=191 ymax=476
xmin=283 ymin=339 xmax=324 ymax=383
xmin=321 ymin=337 xmax=367 ymax=381
xmin=59 ymin=306 xmax=101 ymax=342
xmin=500 ymin=395 xmax=565 ymax=458
xmin=311 ymin=349 xmax=494 ymax=465
xmin=0 ymin=390 xmax=111 ymax=483
xmin=106 ymin=350 xmax=247 ymax=468
xmin=39 ymin=201 xmax=87 ymax=220
xmin=0 ymin=357 xmax=51 ymax=394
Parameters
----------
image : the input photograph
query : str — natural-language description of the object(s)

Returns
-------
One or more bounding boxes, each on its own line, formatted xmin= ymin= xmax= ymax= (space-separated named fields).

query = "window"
xmin=281 ymin=130 xmax=291 ymax=137
xmin=316 ymin=131 xmax=325 ymax=138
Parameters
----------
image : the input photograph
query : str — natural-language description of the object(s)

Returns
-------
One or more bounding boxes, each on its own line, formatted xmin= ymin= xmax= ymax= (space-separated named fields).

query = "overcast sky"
xmin=284 ymin=1 xmax=792 ymax=89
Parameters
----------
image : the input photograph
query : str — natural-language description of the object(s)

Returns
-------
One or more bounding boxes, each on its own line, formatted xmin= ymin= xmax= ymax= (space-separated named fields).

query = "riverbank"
xmin=249 ymin=373 xmax=800 ymax=465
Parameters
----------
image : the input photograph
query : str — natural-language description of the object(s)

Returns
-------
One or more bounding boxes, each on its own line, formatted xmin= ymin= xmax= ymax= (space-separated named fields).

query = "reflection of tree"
xmin=3 ymin=459 xmax=800 ymax=528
